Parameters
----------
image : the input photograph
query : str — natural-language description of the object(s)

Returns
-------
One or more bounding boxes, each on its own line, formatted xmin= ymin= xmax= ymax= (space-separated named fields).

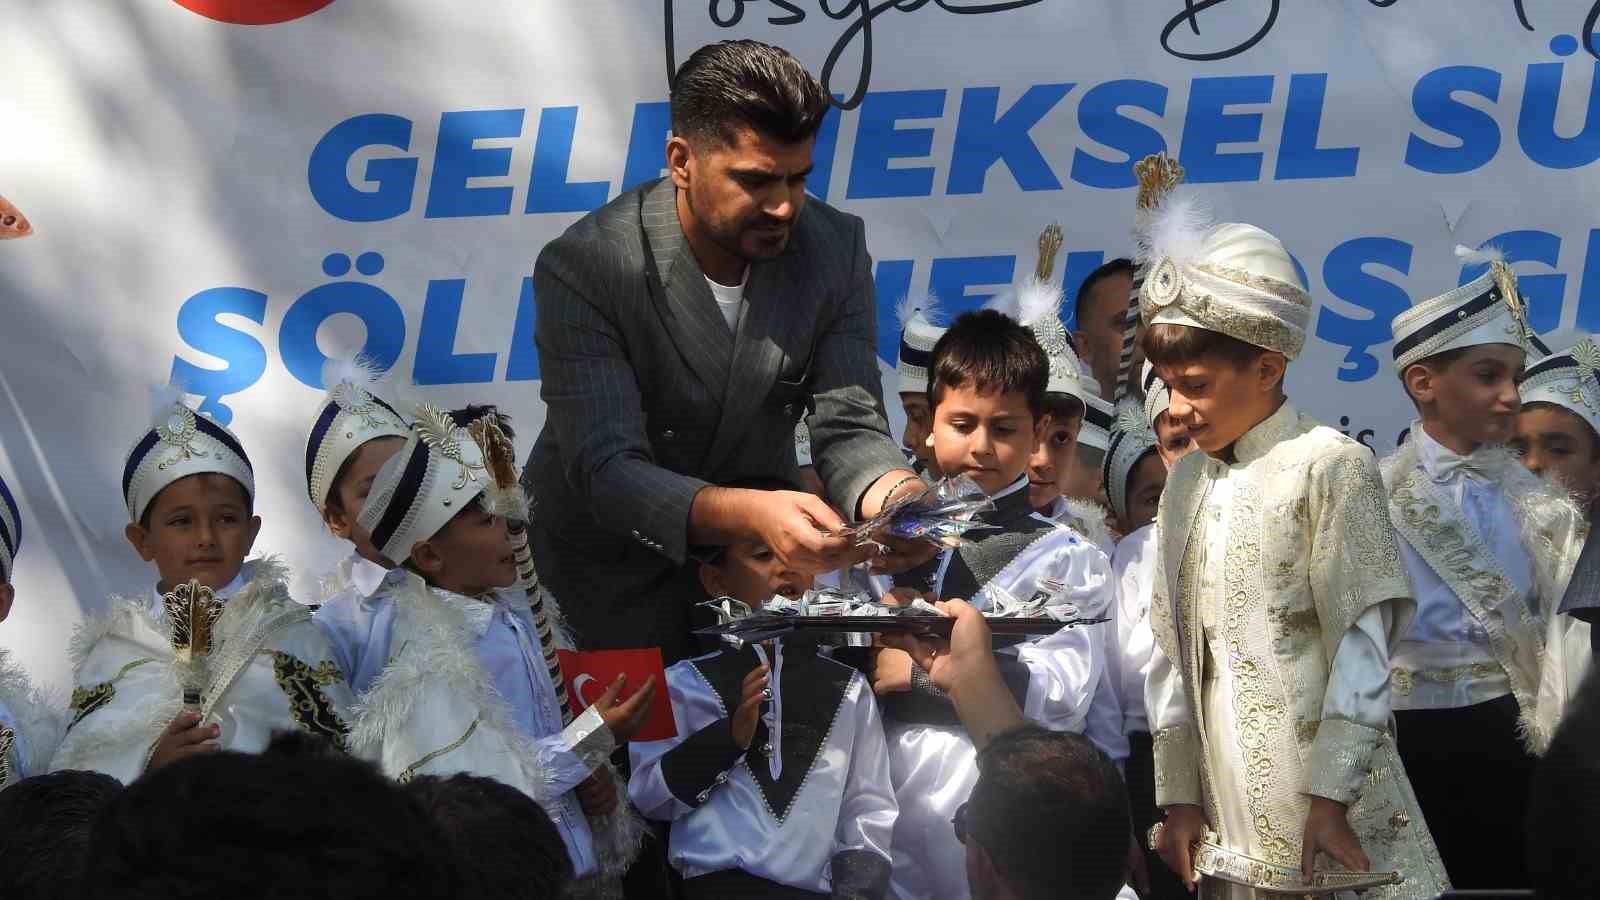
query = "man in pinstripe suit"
xmin=523 ymin=40 xmax=926 ymax=666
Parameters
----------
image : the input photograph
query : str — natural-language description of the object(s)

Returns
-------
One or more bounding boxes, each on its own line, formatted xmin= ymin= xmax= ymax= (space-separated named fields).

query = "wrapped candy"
xmin=837 ymin=475 xmax=996 ymax=550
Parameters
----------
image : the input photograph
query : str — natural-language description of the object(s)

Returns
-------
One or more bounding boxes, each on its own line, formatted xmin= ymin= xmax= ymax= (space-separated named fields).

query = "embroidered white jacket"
xmin=51 ymin=559 xmax=356 ymax=784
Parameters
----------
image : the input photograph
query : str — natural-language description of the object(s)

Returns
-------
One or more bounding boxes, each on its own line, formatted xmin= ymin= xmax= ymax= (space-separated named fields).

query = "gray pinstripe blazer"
xmin=523 ymin=177 xmax=906 ymax=660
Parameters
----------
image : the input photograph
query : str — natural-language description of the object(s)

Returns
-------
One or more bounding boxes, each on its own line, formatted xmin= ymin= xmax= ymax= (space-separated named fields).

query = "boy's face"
xmin=1062 ymin=444 xmax=1104 ymax=503
xmin=1027 ymin=413 xmax=1081 ymax=510
xmin=1406 ymin=344 xmax=1526 ymax=447
xmin=932 ymin=383 xmax=1044 ymax=496
xmin=1153 ymin=411 xmax=1196 ymax=469
xmin=1122 ymin=450 xmax=1167 ymax=532
xmin=1510 ymin=404 xmax=1600 ymax=503
xmin=323 ymin=436 xmax=405 ymax=565
xmin=125 ymin=473 xmax=259 ymax=592
xmin=699 ymin=539 xmax=813 ymax=608
xmin=0 ymin=582 xmax=13 ymax=624
xmin=412 ymin=499 xmax=517 ymax=597
xmin=1158 ymin=351 xmax=1285 ymax=457
xmin=900 ymin=392 xmax=937 ymax=472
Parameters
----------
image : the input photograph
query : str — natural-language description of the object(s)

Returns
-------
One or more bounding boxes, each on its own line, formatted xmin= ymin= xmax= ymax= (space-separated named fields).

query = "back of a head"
xmin=406 ymin=773 xmax=574 ymax=899
xmin=930 ymin=309 xmax=1049 ymax=418
xmin=970 ymin=726 xmax=1130 ymax=900
xmin=80 ymin=747 xmax=460 ymax=900
xmin=670 ymin=39 xmax=830 ymax=146
xmin=0 ymin=770 xmax=121 ymax=900
xmin=1528 ymin=671 xmax=1600 ymax=897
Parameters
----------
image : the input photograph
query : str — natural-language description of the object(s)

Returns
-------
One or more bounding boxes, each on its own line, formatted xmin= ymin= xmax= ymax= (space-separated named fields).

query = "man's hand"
xmin=882 ymin=599 xmax=1024 ymax=749
xmin=730 ymin=665 xmax=769 ymax=750
xmin=693 ymin=487 xmax=868 ymax=574
xmin=860 ymin=470 xmax=942 ymax=576
xmin=575 ymin=767 xmax=619 ymax=817
xmin=1155 ymin=804 xmax=1208 ymax=892
xmin=147 ymin=709 xmax=220 ymax=772
xmin=589 ymin=673 xmax=659 ymax=743
xmin=870 ymin=648 xmax=914 ymax=695
xmin=1301 ymin=796 xmax=1369 ymax=881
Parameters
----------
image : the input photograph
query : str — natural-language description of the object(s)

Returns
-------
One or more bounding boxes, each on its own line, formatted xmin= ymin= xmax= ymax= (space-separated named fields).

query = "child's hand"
xmin=731 ymin=665 xmax=769 ymax=750
xmin=146 ymin=709 xmax=220 ymax=772
xmin=589 ymin=674 xmax=659 ymax=744
xmin=1300 ymin=796 xmax=1369 ymax=882
xmin=871 ymin=648 xmax=914 ymax=694
xmin=575 ymin=768 xmax=619 ymax=817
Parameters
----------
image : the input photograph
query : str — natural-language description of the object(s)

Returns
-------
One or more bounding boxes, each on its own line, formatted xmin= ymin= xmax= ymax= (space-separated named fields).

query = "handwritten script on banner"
xmin=664 ymin=0 xmax=1600 ymax=110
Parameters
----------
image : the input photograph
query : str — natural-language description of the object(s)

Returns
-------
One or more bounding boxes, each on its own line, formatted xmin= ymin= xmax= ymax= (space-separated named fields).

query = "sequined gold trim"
xmin=266 ymin=651 xmax=350 ymax=751
xmin=1151 ymin=724 xmax=1202 ymax=806
xmin=1191 ymin=829 xmax=1402 ymax=893
xmin=67 ymin=657 xmax=156 ymax=731
xmin=1390 ymin=662 xmax=1503 ymax=697
xmin=398 ymin=717 xmax=480 ymax=783
xmin=1388 ymin=468 xmax=1541 ymax=720
xmin=1221 ymin=480 xmax=1297 ymax=865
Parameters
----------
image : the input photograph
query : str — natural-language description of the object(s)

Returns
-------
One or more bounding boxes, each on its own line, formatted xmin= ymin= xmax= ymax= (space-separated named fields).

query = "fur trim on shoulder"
xmin=586 ymin=761 xmax=651 ymax=881
xmin=68 ymin=597 xmax=158 ymax=672
xmin=0 ymin=648 xmax=67 ymax=777
xmin=1059 ymin=497 xmax=1117 ymax=552
xmin=1377 ymin=439 xmax=1418 ymax=490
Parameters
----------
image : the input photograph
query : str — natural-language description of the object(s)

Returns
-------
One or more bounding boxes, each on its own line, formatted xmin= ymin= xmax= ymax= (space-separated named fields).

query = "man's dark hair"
xmin=0 ymin=769 xmax=121 ymax=900
xmin=405 ymin=773 xmax=575 ymax=899
xmin=969 ymin=726 xmax=1130 ymax=900
xmin=671 ymin=40 xmax=830 ymax=146
xmin=1075 ymin=257 xmax=1136 ymax=319
xmin=928 ymin=309 xmax=1049 ymax=420
xmin=79 ymin=747 xmax=461 ymax=899
xmin=1528 ymin=671 xmax=1600 ymax=898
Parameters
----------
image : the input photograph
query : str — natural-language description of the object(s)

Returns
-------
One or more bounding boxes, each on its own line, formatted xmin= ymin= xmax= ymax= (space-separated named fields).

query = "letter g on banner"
xmin=171 ymin=1 xmax=335 ymax=24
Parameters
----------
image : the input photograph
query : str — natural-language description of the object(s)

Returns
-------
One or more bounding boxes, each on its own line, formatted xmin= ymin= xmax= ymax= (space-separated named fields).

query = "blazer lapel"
xmin=640 ymin=180 xmax=734 ymax=404
xmin=704 ymin=239 xmax=807 ymax=474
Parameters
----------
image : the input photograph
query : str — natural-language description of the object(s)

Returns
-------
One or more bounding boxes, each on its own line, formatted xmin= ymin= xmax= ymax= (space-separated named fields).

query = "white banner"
xmin=5 ymin=0 xmax=1600 ymax=686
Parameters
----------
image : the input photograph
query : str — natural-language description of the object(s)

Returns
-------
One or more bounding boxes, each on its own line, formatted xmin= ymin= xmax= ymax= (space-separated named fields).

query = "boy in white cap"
xmin=895 ymin=294 xmax=946 ymax=478
xmin=302 ymin=359 xmax=412 ymax=695
xmin=1138 ymin=191 xmax=1445 ymax=897
xmin=1383 ymin=253 xmax=1583 ymax=887
xmin=1513 ymin=334 xmax=1600 ymax=518
xmin=0 ymin=473 xmax=65 ymax=789
xmin=52 ymin=391 xmax=356 ymax=783
xmin=345 ymin=403 xmax=657 ymax=885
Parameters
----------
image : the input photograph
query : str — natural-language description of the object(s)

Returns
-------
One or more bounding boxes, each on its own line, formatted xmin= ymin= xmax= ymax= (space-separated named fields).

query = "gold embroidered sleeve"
xmin=267 ymin=651 xmax=351 ymax=752
xmin=1152 ymin=723 xmax=1203 ymax=807
xmin=1304 ymin=718 xmax=1384 ymax=804
xmin=1308 ymin=448 xmax=1413 ymax=654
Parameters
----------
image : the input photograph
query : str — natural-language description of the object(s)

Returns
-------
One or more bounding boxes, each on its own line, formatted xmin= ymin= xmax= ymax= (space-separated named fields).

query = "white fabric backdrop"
xmin=5 ymin=0 xmax=1600 ymax=687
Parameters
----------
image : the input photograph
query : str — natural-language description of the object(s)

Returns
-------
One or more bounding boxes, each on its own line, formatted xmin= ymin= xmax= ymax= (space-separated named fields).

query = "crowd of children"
xmin=0 ymin=157 xmax=1597 ymax=900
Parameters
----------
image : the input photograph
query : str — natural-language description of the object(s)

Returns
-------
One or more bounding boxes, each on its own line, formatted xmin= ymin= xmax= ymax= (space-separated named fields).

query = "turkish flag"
xmin=557 ymin=648 xmax=676 ymax=742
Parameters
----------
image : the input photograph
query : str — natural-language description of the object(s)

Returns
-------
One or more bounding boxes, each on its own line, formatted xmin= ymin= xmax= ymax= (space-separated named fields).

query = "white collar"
xmin=990 ymin=474 xmax=1029 ymax=502
xmin=342 ymin=553 xmax=395 ymax=599
xmin=429 ymin=585 xmax=530 ymax=638
xmin=1414 ymin=422 xmax=1493 ymax=484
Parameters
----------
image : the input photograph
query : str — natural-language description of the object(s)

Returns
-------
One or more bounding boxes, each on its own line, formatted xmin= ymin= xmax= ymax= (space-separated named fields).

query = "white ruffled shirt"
xmin=1390 ymin=426 xmax=1533 ymax=709
xmin=1110 ymin=524 xmax=1158 ymax=735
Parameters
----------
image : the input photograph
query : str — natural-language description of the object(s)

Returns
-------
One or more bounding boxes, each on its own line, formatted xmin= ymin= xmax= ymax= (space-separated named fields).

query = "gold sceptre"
xmin=1134 ymin=152 xmax=1185 ymax=212
xmin=164 ymin=579 xmax=225 ymax=709
xmin=1035 ymin=223 xmax=1063 ymax=282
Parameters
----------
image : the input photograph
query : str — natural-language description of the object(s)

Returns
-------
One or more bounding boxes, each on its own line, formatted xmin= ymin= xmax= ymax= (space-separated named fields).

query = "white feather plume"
xmin=1135 ymin=186 xmax=1212 ymax=267
xmin=146 ymin=382 xmax=187 ymax=428
xmin=896 ymin=291 xmax=943 ymax=330
xmin=1013 ymin=276 xmax=1064 ymax=329
xmin=1454 ymin=244 xmax=1506 ymax=267
xmin=321 ymin=354 xmax=385 ymax=393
